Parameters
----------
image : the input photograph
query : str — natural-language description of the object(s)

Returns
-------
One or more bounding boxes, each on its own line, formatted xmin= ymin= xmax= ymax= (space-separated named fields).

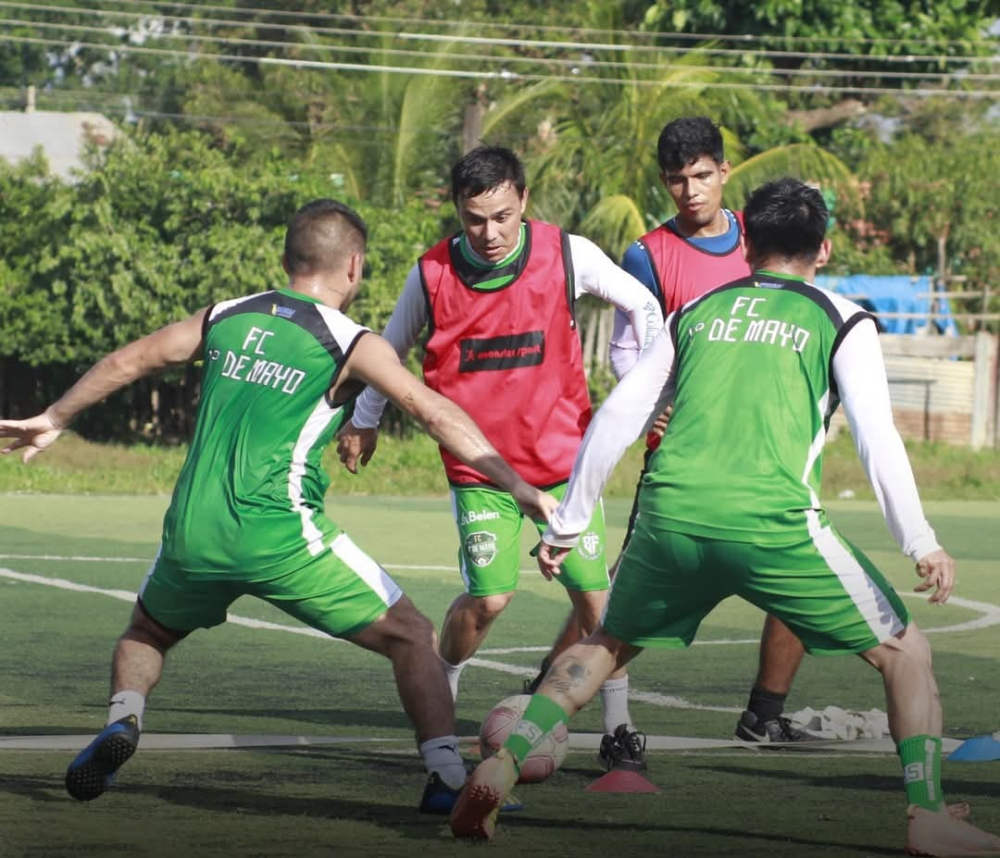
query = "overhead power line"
xmin=3 ymin=16 xmax=998 ymax=85
xmin=62 ymin=0 xmax=1000 ymax=51
xmin=4 ymin=33 xmax=996 ymax=99
xmin=1 ymin=1 xmax=997 ymax=67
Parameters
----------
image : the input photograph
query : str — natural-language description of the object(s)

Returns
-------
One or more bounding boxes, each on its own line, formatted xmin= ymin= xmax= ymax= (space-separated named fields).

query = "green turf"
xmin=1 ymin=496 xmax=999 ymax=858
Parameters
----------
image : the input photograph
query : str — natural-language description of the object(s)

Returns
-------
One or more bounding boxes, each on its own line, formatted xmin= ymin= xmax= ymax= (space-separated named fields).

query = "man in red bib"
xmin=337 ymin=147 xmax=663 ymax=764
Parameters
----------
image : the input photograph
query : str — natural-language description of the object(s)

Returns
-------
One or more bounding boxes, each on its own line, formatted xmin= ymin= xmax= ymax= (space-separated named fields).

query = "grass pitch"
xmin=1 ymin=495 xmax=999 ymax=858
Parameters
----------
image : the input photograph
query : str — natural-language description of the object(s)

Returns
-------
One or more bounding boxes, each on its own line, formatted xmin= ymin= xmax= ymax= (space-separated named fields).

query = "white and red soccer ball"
xmin=478 ymin=693 xmax=569 ymax=784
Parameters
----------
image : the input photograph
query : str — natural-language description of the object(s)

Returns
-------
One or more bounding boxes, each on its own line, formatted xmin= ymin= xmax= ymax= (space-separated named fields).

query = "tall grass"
xmin=0 ymin=430 xmax=995 ymax=499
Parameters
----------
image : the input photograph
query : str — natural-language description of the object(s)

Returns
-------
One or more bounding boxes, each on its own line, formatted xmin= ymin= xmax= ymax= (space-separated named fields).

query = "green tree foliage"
xmin=851 ymin=131 xmax=1000 ymax=288
xmin=0 ymin=127 xmax=446 ymax=439
xmin=159 ymin=26 xmax=469 ymax=208
xmin=640 ymin=0 xmax=995 ymax=60
xmin=1 ymin=0 xmax=997 ymax=435
xmin=480 ymin=15 xmax=859 ymax=259
xmin=0 ymin=0 xmax=179 ymax=114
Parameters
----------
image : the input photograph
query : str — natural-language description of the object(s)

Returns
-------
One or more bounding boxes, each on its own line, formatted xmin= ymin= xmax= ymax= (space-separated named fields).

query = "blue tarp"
xmin=815 ymin=275 xmax=958 ymax=336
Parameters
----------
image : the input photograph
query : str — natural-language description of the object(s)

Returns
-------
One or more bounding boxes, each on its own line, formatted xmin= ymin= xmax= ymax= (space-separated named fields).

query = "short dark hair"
xmin=284 ymin=198 xmax=367 ymax=276
xmin=743 ymin=178 xmax=829 ymax=263
xmin=657 ymin=117 xmax=724 ymax=173
xmin=451 ymin=146 xmax=526 ymax=203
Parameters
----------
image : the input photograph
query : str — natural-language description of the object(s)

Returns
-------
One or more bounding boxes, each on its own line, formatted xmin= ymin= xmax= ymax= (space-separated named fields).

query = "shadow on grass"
xmin=79 ymin=703 xmax=483 ymax=740
xmin=0 ymin=771 xmax=903 ymax=856
xmin=82 ymin=703 xmax=439 ymax=734
xmin=689 ymin=760 xmax=1000 ymax=801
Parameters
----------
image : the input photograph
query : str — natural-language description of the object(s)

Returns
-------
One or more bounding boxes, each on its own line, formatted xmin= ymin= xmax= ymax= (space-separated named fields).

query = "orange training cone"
xmin=585 ymin=769 xmax=660 ymax=793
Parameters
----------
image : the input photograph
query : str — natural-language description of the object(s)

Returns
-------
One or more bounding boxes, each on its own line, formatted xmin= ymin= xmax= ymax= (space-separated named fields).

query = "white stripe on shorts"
xmin=813 ymin=525 xmax=905 ymax=644
xmin=289 ymin=399 xmax=342 ymax=555
xmin=329 ymin=532 xmax=403 ymax=608
xmin=138 ymin=544 xmax=163 ymax=599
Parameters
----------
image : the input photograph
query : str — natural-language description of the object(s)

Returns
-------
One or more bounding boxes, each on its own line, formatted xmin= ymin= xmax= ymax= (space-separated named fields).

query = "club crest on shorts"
xmin=465 ymin=531 xmax=497 ymax=567
xmin=577 ymin=531 xmax=602 ymax=561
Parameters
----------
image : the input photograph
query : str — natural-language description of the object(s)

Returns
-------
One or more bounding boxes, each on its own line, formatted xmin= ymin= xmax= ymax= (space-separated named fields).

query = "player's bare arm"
xmin=0 ymin=309 xmax=208 ymax=462
xmin=335 ymin=332 xmax=557 ymax=522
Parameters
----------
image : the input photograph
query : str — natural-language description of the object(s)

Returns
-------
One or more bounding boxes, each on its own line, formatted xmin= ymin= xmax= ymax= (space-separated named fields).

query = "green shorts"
xmin=451 ymin=482 xmax=608 ymax=597
xmin=603 ymin=518 xmax=910 ymax=656
xmin=139 ymin=531 xmax=403 ymax=638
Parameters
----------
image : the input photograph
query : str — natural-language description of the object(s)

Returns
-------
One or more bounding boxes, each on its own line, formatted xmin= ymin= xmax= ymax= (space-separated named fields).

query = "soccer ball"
xmin=478 ymin=693 xmax=569 ymax=784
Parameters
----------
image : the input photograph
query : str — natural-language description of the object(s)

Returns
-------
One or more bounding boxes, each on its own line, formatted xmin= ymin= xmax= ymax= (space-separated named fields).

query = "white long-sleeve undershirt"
xmin=544 ymin=311 xmax=940 ymax=563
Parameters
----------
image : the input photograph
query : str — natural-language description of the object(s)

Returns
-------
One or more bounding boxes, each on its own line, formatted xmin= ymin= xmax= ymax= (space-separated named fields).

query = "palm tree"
xmin=483 ymin=56 xmax=859 ymax=259
xmin=478 ymin=2 xmax=861 ymax=375
xmin=176 ymin=29 xmax=469 ymax=207
xmin=352 ymin=34 xmax=469 ymax=208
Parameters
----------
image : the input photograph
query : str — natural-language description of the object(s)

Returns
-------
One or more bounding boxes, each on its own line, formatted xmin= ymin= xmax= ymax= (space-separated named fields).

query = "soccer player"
xmin=527 ymin=116 xmax=819 ymax=751
xmin=0 ymin=199 xmax=556 ymax=814
xmin=336 ymin=146 xmax=663 ymax=746
xmin=450 ymin=178 xmax=1000 ymax=857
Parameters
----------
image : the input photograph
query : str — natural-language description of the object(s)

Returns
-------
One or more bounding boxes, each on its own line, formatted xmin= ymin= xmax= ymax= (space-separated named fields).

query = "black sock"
xmin=747 ymin=687 xmax=786 ymax=724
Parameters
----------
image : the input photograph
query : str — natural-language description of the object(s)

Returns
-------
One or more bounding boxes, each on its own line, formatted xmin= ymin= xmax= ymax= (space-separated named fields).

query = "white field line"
xmin=3 ymin=563 xmax=999 ymax=718
xmin=3 ymin=565 xmax=997 ymax=640
xmin=899 ymin=592 xmax=1000 ymax=634
xmin=1 ymin=731 xmax=961 ymax=754
xmin=0 ymin=567 xmax=343 ymax=640
xmin=0 ymin=554 xmax=505 ymax=573
xmin=8 ymin=552 xmax=998 ymax=633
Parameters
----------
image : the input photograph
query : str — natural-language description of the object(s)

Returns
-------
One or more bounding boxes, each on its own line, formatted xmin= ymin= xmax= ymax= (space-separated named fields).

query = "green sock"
xmin=898 ymin=735 xmax=944 ymax=811
xmin=502 ymin=695 xmax=569 ymax=768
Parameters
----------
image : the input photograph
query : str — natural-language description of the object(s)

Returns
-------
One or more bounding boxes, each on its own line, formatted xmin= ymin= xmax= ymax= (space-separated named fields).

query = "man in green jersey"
xmin=449 ymin=179 xmax=1000 ymax=856
xmin=0 ymin=198 xmax=556 ymax=815
xmin=531 ymin=116 xmax=820 ymax=750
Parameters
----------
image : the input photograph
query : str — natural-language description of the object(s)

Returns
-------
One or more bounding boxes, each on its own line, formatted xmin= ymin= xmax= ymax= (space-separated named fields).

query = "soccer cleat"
xmin=418 ymin=772 xmax=465 ymax=814
xmin=449 ymin=748 xmax=519 ymax=841
xmin=65 ymin=714 xmax=140 ymax=801
xmin=734 ymin=710 xmax=823 ymax=745
xmin=522 ymin=658 xmax=550 ymax=695
xmin=905 ymin=804 xmax=1000 ymax=856
xmin=420 ymin=772 xmax=523 ymax=816
xmin=598 ymin=724 xmax=647 ymax=772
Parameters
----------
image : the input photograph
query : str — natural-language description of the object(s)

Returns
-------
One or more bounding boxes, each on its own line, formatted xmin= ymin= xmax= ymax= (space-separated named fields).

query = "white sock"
xmin=107 ymin=690 xmax=146 ymax=731
xmin=600 ymin=676 xmax=633 ymax=735
xmin=419 ymin=735 xmax=466 ymax=790
xmin=443 ymin=659 xmax=469 ymax=702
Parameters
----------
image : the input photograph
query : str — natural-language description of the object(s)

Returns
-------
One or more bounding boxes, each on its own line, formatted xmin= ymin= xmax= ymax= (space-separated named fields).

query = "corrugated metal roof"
xmin=0 ymin=111 xmax=117 ymax=180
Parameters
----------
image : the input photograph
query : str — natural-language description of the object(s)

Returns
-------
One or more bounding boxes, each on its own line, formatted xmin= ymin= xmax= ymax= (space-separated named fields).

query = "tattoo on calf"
xmin=545 ymin=657 xmax=590 ymax=696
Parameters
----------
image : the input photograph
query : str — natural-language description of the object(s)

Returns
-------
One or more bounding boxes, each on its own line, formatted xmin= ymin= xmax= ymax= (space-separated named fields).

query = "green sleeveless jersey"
xmin=160 ymin=288 xmax=369 ymax=574
xmin=641 ymin=272 xmax=869 ymax=543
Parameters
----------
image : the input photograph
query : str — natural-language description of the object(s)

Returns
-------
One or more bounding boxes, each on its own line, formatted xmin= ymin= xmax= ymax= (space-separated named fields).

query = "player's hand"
xmin=0 ymin=411 xmax=63 ymax=463
xmin=335 ymin=420 xmax=378 ymax=474
xmin=537 ymin=540 xmax=572 ymax=581
xmin=650 ymin=404 xmax=673 ymax=439
xmin=512 ymin=485 xmax=559 ymax=524
xmin=914 ymin=548 xmax=955 ymax=605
